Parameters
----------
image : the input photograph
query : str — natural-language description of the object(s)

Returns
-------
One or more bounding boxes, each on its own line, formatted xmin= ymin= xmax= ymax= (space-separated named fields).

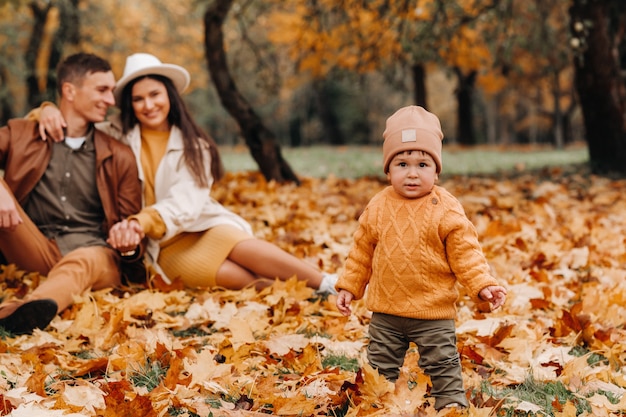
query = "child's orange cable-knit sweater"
xmin=336 ymin=185 xmax=499 ymax=320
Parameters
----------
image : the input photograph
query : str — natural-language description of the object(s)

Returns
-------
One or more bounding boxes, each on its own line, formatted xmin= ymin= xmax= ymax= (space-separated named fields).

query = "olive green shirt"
xmin=23 ymin=129 xmax=107 ymax=255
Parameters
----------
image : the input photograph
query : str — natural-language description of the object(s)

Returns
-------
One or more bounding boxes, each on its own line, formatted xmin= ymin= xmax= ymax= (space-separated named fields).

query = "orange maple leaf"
xmin=98 ymin=381 xmax=158 ymax=417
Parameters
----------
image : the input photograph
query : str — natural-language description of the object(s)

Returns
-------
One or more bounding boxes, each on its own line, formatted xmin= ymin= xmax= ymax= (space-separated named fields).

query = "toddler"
xmin=335 ymin=105 xmax=507 ymax=410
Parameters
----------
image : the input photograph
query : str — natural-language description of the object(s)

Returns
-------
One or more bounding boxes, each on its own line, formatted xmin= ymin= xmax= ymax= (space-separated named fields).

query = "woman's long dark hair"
xmin=118 ymin=74 xmax=225 ymax=187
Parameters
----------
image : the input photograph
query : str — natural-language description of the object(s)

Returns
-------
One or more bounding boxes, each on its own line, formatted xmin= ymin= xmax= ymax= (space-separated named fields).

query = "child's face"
xmin=386 ymin=150 xmax=438 ymax=199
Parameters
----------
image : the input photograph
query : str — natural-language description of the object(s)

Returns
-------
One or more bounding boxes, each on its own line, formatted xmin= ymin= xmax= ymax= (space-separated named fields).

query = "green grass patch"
xmin=168 ymin=406 xmax=201 ymax=417
xmin=219 ymin=144 xmax=589 ymax=179
xmin=480 ymin=376 xmax=592 ymax=416
xmin=1 ymin=370 xmax=17 ymax=390
xmin=171 ymin=326 xmax=212 ymax=338
xmin=322 ymin=353 xmax=360 ymax=372
xmin=568 ymin=345 xmax=609 ymax=367
xmin=72 ymin=349 xmax=97 ymax=360
xmin=129 ymin=357 xmax=169 ymax=392
xmin=296 ymin=326 xmax=331 ymax=339
xmin=0 ymin=326 xmax=12 ymax=339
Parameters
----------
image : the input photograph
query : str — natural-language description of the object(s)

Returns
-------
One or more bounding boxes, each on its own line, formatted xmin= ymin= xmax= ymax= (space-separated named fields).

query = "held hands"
xmin=38 ymin=104 xmax=66 ymax=142
xmin=336 ymin=289 xmax=355 ymax=316
xmin=107 ymin=219 xmax=145 ymax=254
xmin=479 ymin=285 xmax=507 ymax=310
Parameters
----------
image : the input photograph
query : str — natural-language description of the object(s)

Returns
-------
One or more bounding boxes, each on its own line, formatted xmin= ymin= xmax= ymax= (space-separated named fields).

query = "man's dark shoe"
xmin=0 ymin=299 xmax=58 ymax=335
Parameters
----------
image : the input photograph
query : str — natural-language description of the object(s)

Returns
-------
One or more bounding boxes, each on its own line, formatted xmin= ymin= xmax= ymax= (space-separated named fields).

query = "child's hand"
xmin=336 ymin=290 xmax=355 ymax=316
xmin=479 ymin=285 xmax=507 ymax=310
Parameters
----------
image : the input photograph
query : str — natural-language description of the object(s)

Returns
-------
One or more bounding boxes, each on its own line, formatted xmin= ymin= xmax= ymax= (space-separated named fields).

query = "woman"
xmin=38 ymin=53 xmax=337 ymax=293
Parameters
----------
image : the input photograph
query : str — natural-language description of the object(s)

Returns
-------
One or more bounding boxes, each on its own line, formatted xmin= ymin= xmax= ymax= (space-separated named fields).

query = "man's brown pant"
xmin=0 ymin=182 xmax=120 ymax=319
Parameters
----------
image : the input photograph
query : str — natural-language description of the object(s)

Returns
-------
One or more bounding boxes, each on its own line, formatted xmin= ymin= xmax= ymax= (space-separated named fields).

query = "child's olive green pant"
xmin=367 ymin=312 xmax=469 ymax=410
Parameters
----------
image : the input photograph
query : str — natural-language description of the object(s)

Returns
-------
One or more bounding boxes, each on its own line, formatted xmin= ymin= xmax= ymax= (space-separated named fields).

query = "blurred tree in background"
xmin=570 ymin=0 xmax=626 ymax=175
xmin=0 ymin=0 xmax=625 ymax=178
xmin=24 ymin=0 xmax=79 ymax=108
xmin=205 ymin=0 xmax=300 ymax=182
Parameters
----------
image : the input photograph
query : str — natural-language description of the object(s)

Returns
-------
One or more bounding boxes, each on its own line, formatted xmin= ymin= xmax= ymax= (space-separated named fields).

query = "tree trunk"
xmin=204 ymin=0 xmax=299 ymax=183
xmin=484 ymin=95 xmax=497 ymax=145
xmin=288 ymin=117 xmax=302 ymax=147
xmin=570 ymin=0 xmax=626 ymax=175
xmin=26 ymin=2 xmax=52 ymax=108
xmin=552 ymin=71 xmax=564 ymax=149
xmin=46 ymin=0 xmax=80 ymax=99
xmin=411 ymin=63 xmax=428 ymax=109
xmin=0 ymin=64 xmax=13 ymax=124
xmin=454 ymin=67 xmax=477 ymax=145
xmin=313 ymin=80 xmax=344 ymax=145
xmin=528 ymin=95 xmax=539 ymax=145
xmin=563 ymin=89 xmax=579 ymax=144
xmin=25 ymin=0 xmax=79 ymax=108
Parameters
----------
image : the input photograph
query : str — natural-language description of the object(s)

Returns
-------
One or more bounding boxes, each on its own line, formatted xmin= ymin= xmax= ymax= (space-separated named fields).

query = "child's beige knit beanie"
xmin=382 ymin=105 xmax=444 ymax=173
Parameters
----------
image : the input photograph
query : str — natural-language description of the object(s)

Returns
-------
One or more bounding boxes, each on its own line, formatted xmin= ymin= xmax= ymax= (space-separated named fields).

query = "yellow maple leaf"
xmin=184 ymin=348 xmax=233 ymax=389
xmin=274 ymin=392 xmax=319 ymax=415
xmin=264 ymin=333 xmax=309 ymax=356
xmin=359 ymin=362 xmax=394 ymax=405
xmin=228 ymin=316 xmax=256 ymax=350
xmin=387 ymin=369 xmax=430 ymax=414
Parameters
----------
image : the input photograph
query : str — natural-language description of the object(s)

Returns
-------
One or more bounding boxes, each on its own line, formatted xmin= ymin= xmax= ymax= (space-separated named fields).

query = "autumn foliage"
xmin=1 ymin=168 xmax=626 ymax=416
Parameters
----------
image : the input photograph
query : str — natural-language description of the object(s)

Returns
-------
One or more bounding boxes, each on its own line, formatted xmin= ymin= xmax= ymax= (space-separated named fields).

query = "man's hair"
xmin=56 ymin=52 xmax=112 ymax=95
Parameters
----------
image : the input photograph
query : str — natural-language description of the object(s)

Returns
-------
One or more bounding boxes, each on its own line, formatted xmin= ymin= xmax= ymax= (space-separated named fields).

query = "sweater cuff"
xmin=129 ymin=207 xmax=166 ymax=240
xmin=24 ymin=101 xmax=56 ymax=121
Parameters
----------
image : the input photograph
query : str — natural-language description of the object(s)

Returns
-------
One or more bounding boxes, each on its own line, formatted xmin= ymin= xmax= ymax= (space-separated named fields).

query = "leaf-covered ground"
xmin=2 ymin=167 xmax=626 ymax=416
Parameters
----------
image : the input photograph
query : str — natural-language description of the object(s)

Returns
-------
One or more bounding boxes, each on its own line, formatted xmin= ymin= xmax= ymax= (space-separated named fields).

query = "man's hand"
xmin=336 ymin=289 xmax=355 ymax=316
xmin=107 ymin=219 xmax=144 ymax=254
xmin=479 ymin=285 xmax=507 ymax=310
xmin=38 ymin=104 xmax=66 ymax=142
xmin=0 ymin=186 xmax=23 ymax=230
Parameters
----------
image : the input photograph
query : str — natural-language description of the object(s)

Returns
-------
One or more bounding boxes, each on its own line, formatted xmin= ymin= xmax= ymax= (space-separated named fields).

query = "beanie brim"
xmin=381 ymin=106 xmax=444 ymax=174
xmin=382 ymin=128 xmax=443 ymax=173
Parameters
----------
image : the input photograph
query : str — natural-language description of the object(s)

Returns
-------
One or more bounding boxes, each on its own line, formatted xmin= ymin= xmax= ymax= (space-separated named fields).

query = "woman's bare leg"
xmin=224 ymin=239 xmax=324 ymax=289
xmin=214 ymin=259 xmax=269 ymax=290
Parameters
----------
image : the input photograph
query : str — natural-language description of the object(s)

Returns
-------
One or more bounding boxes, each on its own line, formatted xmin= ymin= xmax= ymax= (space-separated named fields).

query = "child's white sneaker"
xmin=443 ymin=402 xmax=467 ymax=409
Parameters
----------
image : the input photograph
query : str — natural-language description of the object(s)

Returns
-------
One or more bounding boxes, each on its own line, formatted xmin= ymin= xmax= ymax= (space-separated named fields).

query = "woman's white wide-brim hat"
xmin=114 ymin=53 xmax=190 ymax=104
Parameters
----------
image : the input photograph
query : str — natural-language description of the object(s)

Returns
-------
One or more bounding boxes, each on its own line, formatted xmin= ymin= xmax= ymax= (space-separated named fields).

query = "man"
xmin=0 ymin=52 xmax=144 ymax=335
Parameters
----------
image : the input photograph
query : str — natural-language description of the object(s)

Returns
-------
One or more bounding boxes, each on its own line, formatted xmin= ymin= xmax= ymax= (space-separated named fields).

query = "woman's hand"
xmin=39 ymin=104 xmax=67 ymax=142
xmin=107 ymin=219 xmax=145 ymax=254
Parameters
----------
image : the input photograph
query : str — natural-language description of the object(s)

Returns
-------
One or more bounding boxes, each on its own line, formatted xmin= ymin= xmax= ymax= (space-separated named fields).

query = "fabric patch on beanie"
xmin=401 ymin=129 xmax=417 ymax=142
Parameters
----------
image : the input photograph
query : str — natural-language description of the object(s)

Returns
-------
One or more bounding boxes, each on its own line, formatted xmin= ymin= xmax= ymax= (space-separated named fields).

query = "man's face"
xmin=69 ymin=70 xmax=116 ymax=123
